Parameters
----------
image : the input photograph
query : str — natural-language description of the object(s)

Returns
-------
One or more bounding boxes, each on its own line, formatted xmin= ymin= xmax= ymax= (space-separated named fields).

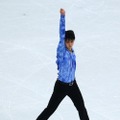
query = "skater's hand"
xmin=60 ymin=8 xmax=65 ymax=15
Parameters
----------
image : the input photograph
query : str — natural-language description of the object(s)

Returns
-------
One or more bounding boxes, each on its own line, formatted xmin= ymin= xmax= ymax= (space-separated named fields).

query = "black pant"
xmin=36 ymin=79 xmax=89 ymax=120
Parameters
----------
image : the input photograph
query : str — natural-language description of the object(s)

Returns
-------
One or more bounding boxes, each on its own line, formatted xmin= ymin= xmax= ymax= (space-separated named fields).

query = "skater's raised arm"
xmin=56 ymin=9 xmax=66 ymax=63
xmin=59 ymin=8 xmax=65 ymax=40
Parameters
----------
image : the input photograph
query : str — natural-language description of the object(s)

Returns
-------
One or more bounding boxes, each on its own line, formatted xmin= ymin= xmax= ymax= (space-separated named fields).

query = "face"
xmin=65 ymin=39 xmax=74 ymax=51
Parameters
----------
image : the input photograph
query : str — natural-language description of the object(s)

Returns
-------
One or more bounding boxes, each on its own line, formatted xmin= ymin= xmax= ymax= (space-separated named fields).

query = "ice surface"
xmin=0 ymin=0 xmax=120 ymax=120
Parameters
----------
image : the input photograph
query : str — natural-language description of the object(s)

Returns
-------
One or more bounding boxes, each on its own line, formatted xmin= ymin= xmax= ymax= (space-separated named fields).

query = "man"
xmin=36 ymin=8 xmax=90 ymax=120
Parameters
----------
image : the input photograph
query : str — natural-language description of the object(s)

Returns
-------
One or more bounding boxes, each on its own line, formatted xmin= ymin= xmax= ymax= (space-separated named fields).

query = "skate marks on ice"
xmin=0 ymin=40 xmax=54 ymax=120
xmin=0 ymin=0 xmax=120 ymax=120
xmin=70 ymin=0 xmax=105 ymax=13
xmin=67 ymin=0 xmax=105 ymax=23
xmin=89 ymin=109 xmax=112 ymax=120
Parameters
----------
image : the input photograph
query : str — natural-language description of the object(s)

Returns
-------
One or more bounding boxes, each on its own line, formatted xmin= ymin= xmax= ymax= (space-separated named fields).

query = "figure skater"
xmin=36 ymin=8 xmax=90 ymax=120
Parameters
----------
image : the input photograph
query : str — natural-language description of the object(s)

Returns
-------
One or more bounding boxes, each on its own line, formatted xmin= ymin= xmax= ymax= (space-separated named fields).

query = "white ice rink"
xmin=0 ymin=0 xmax=120 ymax=120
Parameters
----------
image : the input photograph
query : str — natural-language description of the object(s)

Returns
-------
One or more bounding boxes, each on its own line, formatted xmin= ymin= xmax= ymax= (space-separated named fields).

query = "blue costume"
xmin=56 ymin=15 xmax=76 ymax=83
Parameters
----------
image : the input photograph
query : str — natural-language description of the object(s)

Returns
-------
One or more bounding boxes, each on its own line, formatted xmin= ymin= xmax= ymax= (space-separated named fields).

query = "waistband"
xmin=57 ymin=79 xmax=76 ymax=86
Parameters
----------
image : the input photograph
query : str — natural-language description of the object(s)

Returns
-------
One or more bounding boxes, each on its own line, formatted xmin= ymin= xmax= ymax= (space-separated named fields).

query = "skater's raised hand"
xmin=60 ymin=8 xmax=65 ymax=15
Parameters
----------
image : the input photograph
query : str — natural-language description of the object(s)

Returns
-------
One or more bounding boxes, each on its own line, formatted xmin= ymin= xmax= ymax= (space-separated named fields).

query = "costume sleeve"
xmin=56 ymin=14 xmax=66 ymax=66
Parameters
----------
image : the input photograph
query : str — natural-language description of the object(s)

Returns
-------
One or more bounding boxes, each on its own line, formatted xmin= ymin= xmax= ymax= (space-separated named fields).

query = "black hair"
xmin=65 ymin=30 xmax=75 ymax=41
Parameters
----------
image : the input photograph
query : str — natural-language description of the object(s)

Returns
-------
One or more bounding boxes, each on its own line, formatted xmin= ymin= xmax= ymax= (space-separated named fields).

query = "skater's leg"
xmin=68 ymin=80 xmax=89 ymax=120
xmin=36 ymin=80 xmax=67 ymax=120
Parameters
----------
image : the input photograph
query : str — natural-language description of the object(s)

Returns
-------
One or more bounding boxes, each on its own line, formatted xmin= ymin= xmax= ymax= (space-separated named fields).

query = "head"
xmin=65 ymin=30 xmax=75 ymax=51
